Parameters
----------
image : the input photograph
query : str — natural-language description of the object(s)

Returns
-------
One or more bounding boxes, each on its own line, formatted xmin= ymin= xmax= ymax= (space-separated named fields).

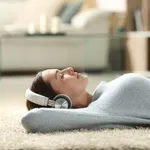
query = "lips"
xmin=74 ymin=72 xmax=80 ymax=78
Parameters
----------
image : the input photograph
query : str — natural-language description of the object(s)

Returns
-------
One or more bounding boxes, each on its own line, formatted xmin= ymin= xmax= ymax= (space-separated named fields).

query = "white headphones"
xmin=25 ymin=88 xmax=72 ymax=109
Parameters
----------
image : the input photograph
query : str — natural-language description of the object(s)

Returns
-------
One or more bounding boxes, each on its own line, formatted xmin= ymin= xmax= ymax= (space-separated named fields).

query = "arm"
xmin=21 ymin=107 xmax=101 ymax=133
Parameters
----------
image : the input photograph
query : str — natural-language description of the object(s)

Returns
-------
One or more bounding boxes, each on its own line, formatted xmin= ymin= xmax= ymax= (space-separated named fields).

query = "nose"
xmin=62 ymin=67 xmax=74 ymax=74
xmin=67 ymin=67 xmax=74 ymax=74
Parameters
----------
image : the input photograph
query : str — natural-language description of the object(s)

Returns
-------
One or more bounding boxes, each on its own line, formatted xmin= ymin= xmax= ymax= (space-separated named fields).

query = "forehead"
xmin=42 ymin=69 xmax=57 ymax=82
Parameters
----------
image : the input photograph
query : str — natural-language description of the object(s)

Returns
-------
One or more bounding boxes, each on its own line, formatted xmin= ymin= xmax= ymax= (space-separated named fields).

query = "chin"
xmin=82 ymin=73 xmax=88 ymax=78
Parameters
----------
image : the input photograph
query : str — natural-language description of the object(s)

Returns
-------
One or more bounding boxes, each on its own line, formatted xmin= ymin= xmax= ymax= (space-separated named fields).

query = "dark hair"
xmin=26 ymin=71 xmax=57 ymax=110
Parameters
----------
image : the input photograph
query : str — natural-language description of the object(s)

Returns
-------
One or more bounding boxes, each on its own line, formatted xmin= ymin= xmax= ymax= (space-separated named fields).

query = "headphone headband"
xmin=25 ymin=88 xmax=72 ymax=109
xmin=25 ymin=88 xmax=55 ymax=107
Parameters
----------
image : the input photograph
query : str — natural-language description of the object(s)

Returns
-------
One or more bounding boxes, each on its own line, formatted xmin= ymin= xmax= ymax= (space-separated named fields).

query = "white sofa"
xmin=1 ymin=34 xmax=110 ymax=71
xmin=0 ymin=1 xmax=111 ymax=72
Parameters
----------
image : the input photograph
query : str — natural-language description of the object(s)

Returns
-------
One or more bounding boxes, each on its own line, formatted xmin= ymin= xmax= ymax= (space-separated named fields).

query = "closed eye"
xmin=61 ymin=73 xmax=64 ymax=79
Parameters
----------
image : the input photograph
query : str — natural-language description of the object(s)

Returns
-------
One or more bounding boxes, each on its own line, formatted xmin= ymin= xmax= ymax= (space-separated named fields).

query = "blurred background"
xmin=1 ymin=0 xmax=150 ymax=74
xmin=0 ymin=0 xmax=150 ymax=105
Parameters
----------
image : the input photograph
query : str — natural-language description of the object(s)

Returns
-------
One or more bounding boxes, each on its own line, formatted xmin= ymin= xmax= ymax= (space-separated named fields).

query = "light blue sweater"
xmin=21 ymin=73 xmax=150 ymax=133
xmin=89 ymin=73 xmax=150 ymax=118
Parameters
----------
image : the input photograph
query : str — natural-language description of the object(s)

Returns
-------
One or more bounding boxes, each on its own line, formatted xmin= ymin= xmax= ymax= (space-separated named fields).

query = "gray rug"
xmin=1 ymin=105 xmax=150 ymax=150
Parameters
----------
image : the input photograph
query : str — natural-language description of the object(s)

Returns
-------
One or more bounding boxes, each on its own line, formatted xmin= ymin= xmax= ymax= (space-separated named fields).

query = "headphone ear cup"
xmin=53 ymin=94 xmax=72 ymax=109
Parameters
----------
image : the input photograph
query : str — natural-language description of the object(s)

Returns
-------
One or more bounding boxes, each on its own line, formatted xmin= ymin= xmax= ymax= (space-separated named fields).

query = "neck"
xmin=72 ymin=91 xmax=93 ymax=108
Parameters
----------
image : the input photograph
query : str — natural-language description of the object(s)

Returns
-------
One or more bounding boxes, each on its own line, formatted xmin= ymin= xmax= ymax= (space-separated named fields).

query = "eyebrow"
xmin=55 ymin=70 xmax=59 ymax=79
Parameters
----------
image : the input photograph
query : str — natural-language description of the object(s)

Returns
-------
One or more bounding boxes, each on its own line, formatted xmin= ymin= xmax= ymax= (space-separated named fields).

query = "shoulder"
xmin=114 ymin=73 xmax=150 ymax=88
xmin=119 ymin=73 xmax=147 ymax=81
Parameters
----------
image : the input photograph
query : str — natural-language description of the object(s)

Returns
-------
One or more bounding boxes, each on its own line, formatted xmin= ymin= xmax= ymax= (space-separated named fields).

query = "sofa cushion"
xmin=60 ymin=0 xmax=83 ymax=24
xmin=71 ymin=8 xmax=111 ymax=32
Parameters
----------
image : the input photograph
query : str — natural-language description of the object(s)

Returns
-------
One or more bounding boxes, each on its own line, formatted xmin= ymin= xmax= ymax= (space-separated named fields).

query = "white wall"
xmin=0 ymin=0 xmax=26 ymax=29
xmin=96 ymin=0 xmax=127 ymax=12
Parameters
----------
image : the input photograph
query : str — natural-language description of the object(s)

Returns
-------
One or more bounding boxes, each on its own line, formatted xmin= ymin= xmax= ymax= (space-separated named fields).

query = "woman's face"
xmin=42 ymin=67 xmax=88 ymax=97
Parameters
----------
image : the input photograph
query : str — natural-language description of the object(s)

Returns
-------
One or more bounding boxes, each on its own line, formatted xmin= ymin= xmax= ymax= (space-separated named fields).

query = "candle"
xmin=39 ymin=13 xmax=49 ymax=34
xmin=51 ymin=16 xmax=60 ymax=34
xmin=27 ymin=23 xmax=38 ymax=34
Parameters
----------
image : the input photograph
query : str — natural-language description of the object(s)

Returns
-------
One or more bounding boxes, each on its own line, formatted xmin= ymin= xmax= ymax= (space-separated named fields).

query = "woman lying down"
xmin=22 ymin=67 xmax=150 ymax=133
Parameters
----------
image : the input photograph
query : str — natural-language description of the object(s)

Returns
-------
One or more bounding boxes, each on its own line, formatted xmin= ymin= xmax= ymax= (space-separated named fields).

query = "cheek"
xmin=62 ymin=78 xmax=77 ymax=91
xmin=66 ymin=78 xmax=87 ymax=91
xmin=50 ymin=81 xmax=60 ymax=93
xmin=65 ymin=79 xmax=76 ymax=88
xmin=63 ymin=76 xmax=88 ymax=92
